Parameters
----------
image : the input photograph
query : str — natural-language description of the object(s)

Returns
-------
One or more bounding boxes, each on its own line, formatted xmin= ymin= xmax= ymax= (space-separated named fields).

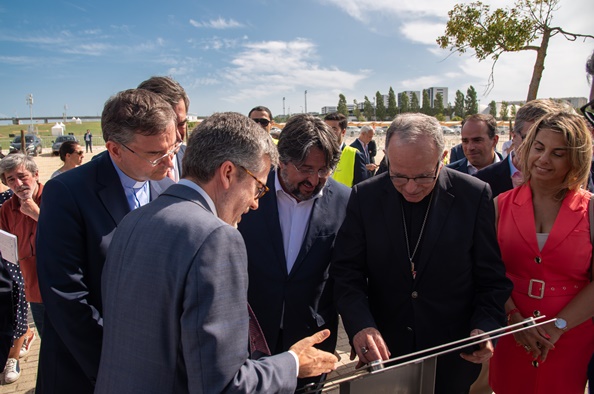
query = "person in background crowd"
xmin=489 ymin=111 xmax=594 ymax=394
xmin=249 ymin=106 xmax=275 ymax=135
xmin=51 ymin=140 xmax=84 ymax=179
xmin=84 ymin=130 xmax=92 ymax=153
xmin=0 ymin=154 xmax=44 ymax=384
xmin=350 ymin=125 xmax=378 ymax=176
xmin=448 ymin=114 xmax=501 ymax=174
xmin=36 ymin=89 xmax=176 ymax=393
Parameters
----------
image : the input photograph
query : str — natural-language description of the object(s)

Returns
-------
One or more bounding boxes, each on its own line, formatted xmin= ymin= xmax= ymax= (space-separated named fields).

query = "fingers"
xmin=352 ymin=327 xmax=391 ymax=366
xmin=296 ymin=348 xmax=338 ymax=378
xmin=289 ymin=329 xmax=331 ymax=356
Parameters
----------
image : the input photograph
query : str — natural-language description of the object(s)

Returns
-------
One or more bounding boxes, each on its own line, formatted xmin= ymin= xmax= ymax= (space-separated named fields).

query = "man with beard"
xmin=0 ymin=154 xmax=44 ymax=384
xmin=238 ymin=113 xmax=350 ymax=391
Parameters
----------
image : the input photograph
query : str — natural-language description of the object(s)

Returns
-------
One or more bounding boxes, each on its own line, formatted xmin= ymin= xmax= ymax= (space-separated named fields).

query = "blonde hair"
xmin=517 ymin=111 xmax=592 ymax=199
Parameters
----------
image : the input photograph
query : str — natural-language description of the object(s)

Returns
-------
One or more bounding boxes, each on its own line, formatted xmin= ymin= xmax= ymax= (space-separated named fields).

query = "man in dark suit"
xmin=350 ymin=125 xmax=378 ymax=176
xmin=238 ymin=114 xmax=350 ymax=391
xmin=447 ymin=114 xmax=501 ymax=175
xmin=331 ymin=113 xmax=512 ymax=394
xmin=448 ymin=143 xmax=465 ymax=164
xmin=36 ymin=89 xmax=177 ymax=393
xmin=324 ymin=112 xmax=368 ymax=187
xmin=96 ymin=112 xmax=337 ymax=393
xmin=138 ymin=76 xmax=189 ymax=181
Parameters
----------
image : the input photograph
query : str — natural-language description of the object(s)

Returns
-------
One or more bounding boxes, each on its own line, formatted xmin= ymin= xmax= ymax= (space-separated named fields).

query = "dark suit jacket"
xmin=36 ymin=152 xmax=173 ymax=393
xmin=350 ymin=139 xmax=372 ymax=182
xmin=330 ymin=168 xmax=512 ymax=393
xmin=238 ymin=173 xmax=350 ymax=355
xmin=448 ymin=143 xmax=465 ymax=164
xmin=447 ymin=151 xmax=503 ymax=174
xmin=474 ymin=157 xmax=513 ymax=197
xmin=96 ymin=184 xmax=297 ymax=393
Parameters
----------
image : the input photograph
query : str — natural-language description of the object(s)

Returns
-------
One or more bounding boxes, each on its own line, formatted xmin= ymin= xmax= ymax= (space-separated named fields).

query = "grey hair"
xmin=277 ymin=114 xmax=341 ymax=170
xmin=0 ymin=153 xmax=38 ymax=184
xmin=386 ymin=113 xmax=445 ymax=155
xmin=101 ymin=89 xmax=177 ymax=145
xmin=360 ymin=125 xmax=374 ymax=135
xmin=182 ymin=112 xmax=279 ymax=182
xmin=514 ymin=99 xmax=576 ymax=135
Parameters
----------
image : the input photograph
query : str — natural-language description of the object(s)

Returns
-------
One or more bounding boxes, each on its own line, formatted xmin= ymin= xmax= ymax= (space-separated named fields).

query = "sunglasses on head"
xmin=252 ymin=118 xmax=270 ymax=127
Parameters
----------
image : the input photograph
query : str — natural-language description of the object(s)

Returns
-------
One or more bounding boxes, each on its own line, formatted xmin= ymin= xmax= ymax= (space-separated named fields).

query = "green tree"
xmin=363 ymin=96 xmax=374 ymax=120
xmin=353 ymin=99 xmax=363 ymax=121
xmin=510 ymin=104 xmax=517 ymax=119
xmin=489 ymin=100 xmax=498 ymax=118
xmin=375 ymin=92 xmax=386 ymax=121
xmin=434 ymin=93 xmax=445 ymax=116
xmin=437 ymin=0 xmax=594 ymax=101
xmin=421 ymin=89 xmax=431 ymax=115
xmin=387 ymin=87 xmax=398 ymax=119
xmin=454 ymin=90 xmax=465 ymax=118
xmin=410 ymin=92 xmax=420 ymax=112
xmin=337 ymin=94 xmax=349 ymax=117
xmin=399 ymin=93 xmax=410 ymax=113
xmin=499 ymin=101 xmax=509 ymax=121
xmin=465 ymin=86 xmax=478 ymax=116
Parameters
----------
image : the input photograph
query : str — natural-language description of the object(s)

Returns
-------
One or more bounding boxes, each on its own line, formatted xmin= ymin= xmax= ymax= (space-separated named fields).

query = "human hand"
xmin=365 ymin=164 xmax=378 ymax=171
xmin=19 ymin=198 xmax=40 ymax=221
xmin=289 ymin=329 xmax=338 ymax=378
xmin=534 ymin=321 xmax=562 ymax=362
xmin=460 ymin=329 xmax=494 ymax=364
xmin=351 ymin=327 xmax=391 ymax=369
xmin=510 ymin=315 xmax=554 ymax=361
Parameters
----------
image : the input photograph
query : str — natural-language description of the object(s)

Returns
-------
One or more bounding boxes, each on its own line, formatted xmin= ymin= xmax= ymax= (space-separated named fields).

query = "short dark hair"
xmin=183 ymin=112 xmax=279 ymax=183
xmin=101 ymin=89 xmax=177 ymax=145
xmin=462 ymin=114 xmax=497 ymax=139
xmin=278 ymin=114 xmax=341 ymax=170
xmin=59 ymin=140 xmax=80 ymax=161
xmin=248 ymin=106 xmax=273 ymax=120
xmin=324 ymin=112 xmax=348 ymax=130
xmin=137 ymin=76 xmax=190 ymax=112
xmin=587 ymin=50 xmax=594 ymax=82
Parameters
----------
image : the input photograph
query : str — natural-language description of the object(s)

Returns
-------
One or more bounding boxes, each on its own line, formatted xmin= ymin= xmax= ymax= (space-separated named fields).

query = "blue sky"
xmin=0 ymin=0 xmax=591 ymax=120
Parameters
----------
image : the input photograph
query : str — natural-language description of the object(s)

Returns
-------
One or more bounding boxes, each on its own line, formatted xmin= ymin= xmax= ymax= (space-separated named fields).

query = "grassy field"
xmin=0 ymin=122 xmax=104 ymax=154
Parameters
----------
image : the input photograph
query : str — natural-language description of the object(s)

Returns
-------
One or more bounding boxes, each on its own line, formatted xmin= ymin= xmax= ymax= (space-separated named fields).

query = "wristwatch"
xmin=554 ymin=318 xmax=568 ymax=331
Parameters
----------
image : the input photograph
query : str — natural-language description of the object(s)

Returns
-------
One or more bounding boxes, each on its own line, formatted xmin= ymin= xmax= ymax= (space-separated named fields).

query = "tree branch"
xmin=549 ymin=27 xmax=594 ymax=42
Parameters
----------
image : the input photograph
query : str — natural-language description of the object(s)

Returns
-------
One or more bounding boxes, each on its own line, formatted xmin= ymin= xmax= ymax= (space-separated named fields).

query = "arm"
xmin=36 ymin=179 xmax=104 ymax=381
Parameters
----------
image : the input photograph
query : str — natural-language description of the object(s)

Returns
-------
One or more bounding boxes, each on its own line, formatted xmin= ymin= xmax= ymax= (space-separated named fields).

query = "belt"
xmin=507 ymin=273 xmax=589 ymax=299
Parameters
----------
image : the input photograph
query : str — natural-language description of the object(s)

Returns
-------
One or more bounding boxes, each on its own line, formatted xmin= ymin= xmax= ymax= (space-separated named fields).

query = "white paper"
xmin=0 ymin=229 xmax=18 ymax=265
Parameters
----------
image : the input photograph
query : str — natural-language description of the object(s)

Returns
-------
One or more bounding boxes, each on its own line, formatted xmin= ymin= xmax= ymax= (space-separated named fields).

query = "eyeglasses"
xmin=252 ymin=118 xmax=271 ymax=127
xmin=75 ymin=151 xmax=84 ymax=155
xmin=121 ymin=141 xmax=182 ymax=167
xmin=581 ymin=99 xmax=594 ymax=129
xmin=240 ymin=166 xmax=269 ymax=200
xmin=291 ymin=163 xmax=333 ymax=179
xmin=390 ymin=162 xmax=440 ymax=186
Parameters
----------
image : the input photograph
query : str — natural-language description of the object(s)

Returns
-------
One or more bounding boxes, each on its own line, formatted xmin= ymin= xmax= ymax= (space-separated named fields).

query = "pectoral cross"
xmin=411 ymin=261 xmax=416 ymax=280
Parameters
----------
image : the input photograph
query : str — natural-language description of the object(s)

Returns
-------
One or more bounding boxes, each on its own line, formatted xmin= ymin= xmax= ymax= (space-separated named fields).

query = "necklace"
xmin=401 ymin=191 xmax=434 ymax=280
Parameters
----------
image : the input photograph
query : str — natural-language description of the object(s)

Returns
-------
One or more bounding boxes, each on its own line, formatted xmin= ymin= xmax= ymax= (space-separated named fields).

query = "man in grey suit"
xmin=36 ymin=89 xmax=177 ymax=393
xmin=97 ymin=112 xmax=338 ymax=394
xmin=138 ymin=75 xmax=189 ymax=181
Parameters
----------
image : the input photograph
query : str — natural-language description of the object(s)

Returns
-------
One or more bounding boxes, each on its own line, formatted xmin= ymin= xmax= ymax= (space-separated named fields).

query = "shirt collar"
xmin=177 ymin=179 xmax=218 ymax=217
xmin=110 ymin=156 xmax=147 ymax=189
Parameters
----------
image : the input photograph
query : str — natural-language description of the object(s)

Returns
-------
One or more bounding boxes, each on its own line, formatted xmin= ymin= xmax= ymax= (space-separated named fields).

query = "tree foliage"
xmin=465 ymin=86 xmax=479 ymax=116
xmin=353 ymin=99 xmax=363 ymax=121
xmin=387 ymin=87 xmax=398 ymax=119
xmin=399 ymin=93 xmax=410 ymax=114
xmin=489 ymin=100 xmax=498 ymax=118
xmin=454 ymin=90 xmax=465 ymax=118
xmin=510 ymin=104 xmax=517 ymax=119
xmin=421 ymin=89 xmax=432 ymax=115
xmin=437 ymin=0 xmax=594 ymax=101
xmin=410 ymin=92 xmax=420 ymax=113
xmin=375 ymin=92 xmax=386 ymax=121
xmin=499 ymin=101 xmax=509 ymax=121
xmin=337 ymin=94 xmax=349 ymax=117
xmin=434 ymin=93 xmax=445 ymax=116
xmin=363 ymin=96 xmax=374 ymax=121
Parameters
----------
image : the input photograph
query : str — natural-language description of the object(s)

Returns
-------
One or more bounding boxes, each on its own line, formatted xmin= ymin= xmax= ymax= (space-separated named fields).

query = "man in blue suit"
xmin=36 ymin=89 xmax=177 ymax=393
xmin=350 ymin=125 xmax=378 ymax=178
xmin=238 ymin=114 xmax=350 ymax=391
xmin=447 ymin=114 xmax=501 ymax=175
xmin=97 ymin=112 xmax=337 ymax=393
xmin=138 ymin=76 xmax=189 ymax=181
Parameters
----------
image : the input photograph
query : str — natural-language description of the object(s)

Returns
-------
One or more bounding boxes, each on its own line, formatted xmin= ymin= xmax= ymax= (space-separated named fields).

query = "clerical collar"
xmin=111 ymin=156 xmax=147 ymax=189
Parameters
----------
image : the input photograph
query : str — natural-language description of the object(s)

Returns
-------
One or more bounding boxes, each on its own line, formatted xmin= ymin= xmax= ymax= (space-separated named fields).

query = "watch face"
xmin=555 ymin=318 xmax=567 ymax=330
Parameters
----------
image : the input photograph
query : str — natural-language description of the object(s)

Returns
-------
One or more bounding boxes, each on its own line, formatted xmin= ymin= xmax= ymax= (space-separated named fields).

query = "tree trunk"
xmin=526 ymin=28 xmax=551 ymax=101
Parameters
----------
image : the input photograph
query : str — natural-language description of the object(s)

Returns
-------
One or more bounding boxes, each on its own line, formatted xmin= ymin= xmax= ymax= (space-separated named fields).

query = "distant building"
xmin=427 ymin=87 xmax=449 ymax=108
xmin=321 ymin=106 xmax=338 ymax=115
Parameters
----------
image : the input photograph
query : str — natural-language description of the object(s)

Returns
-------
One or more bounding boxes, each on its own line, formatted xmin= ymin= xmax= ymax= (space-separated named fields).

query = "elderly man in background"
xmin=96 ymin=112 xmax=337 ymax=394
xmin=36 ymin=89 xmax=176 ymax=393
xmin=350 ymin=125 xmax=378 ymax=176
xmin=331 ymin=113 xmax=512 ymax=394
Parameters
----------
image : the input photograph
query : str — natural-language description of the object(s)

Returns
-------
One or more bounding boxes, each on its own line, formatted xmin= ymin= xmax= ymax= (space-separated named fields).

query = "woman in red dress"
xmin=490 ymin=111 xmax=594 ymax=393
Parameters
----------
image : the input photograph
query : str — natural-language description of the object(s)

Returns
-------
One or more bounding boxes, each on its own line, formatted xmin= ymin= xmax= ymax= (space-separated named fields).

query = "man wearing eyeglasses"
xmin=238 ymin=113 xmax=350 ymax=392
xmin=138 ymin=76 xmax=190 ymax=182
xmin=96 ymin=112 xmax=337 ymax=393
xmin=476 ymin=99 xmax=579 ymax=197
xmin=36 ymin=89 xmax=177 ymax=394
xmin=249 ymin=105 xmax=275 ymax=135
xmin=331 ymin=113 xmax=512 ymax=394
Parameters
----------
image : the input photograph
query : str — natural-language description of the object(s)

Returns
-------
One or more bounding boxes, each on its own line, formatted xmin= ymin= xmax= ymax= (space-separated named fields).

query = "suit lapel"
xmin=541 ymin=190 xmax=585 ymax=253
xmin=96 ymin=153 xmax=130 ymax=226
xmin=414 ymin=169 xmax=454 ymax=280
xmin=263 ymin=172 xmax=289 ymax=276
xmin=511 ymin=185 xmax=540 ymax=256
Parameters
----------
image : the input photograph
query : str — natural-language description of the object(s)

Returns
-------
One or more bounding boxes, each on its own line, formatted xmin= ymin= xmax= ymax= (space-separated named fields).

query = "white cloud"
xmin=220 ymin=38 xmax=369 ymax=104
xmin=189 ymin=17 xmax=243 ymax=29
xmin=400 ymin=21 xmax=445 ymax=46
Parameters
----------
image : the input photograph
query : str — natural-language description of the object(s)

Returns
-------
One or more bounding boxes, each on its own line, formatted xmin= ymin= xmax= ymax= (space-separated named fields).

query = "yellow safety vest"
xmin=332 ymin=146 xmax=357 ymax=187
